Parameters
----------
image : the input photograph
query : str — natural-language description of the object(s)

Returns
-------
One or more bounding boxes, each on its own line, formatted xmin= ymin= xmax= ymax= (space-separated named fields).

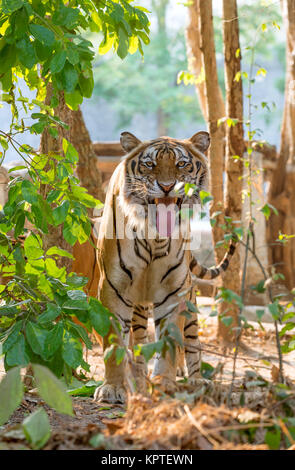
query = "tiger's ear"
xmin=120 ymin=132 xmax=142 ymax=153
xmin=189 ymin=131 xmax=210 ymax=153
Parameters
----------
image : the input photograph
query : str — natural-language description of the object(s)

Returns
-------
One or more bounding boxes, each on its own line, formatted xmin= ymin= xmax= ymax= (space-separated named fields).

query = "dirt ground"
xmin=1 ymin=299 xmax=295 ymax=450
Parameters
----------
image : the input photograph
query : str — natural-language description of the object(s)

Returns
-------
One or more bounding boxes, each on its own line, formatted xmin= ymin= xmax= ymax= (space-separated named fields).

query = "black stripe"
xmin=184 ymin=320 xmax=198 ymax=331
xmin=117 ymin=238 xmax=133 ymax=281
xmin=154 ymin=271 xmax=188 ymax=309
xmin=189 ymin=368 xmax=199 ymax=377
xmin=221 ymin=258 xmax=229 ymax=270
xmin=153 ymin=238 xmax=171 ymax=260
xmin=134 ymin=238 xmax=150 ymax=265
xmin=185 ymin=335 xmax=198 ymax=340
xmin=130 ymin=160 xmax=136 ymax=174
xmin=117 ymin=312 xmax=131 ymax=326
xmin=229 ymin=242 xmax=236 ymax=255
xmin=154 ymin=305 xmax=177 ymax=327
xmin=103 ymin=262 xmax=133 ymax=308
xmin=198 ymin=265 xmax=208 ymax=278
xmin=161 ymin=250 xmax=185 ymax=283
xmin=136 ymin=237 xmax=151 ymax=255
xmin=188 ymin=361 xmax=201 ymax=369
xmin=132 ymin=311 xmax=148 ymax=320
xmin=132 ymin=324 xmax=146 ymax=332
xmin=210 ymin=268 xmax=220 ymax=279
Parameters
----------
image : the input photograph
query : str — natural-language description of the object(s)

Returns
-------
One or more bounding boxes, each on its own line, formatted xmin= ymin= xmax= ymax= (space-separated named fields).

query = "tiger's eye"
xmin=145 ymin=161 xmax=154 ymax=168
xmin=177 ymin=161 xmax=187 ymax=168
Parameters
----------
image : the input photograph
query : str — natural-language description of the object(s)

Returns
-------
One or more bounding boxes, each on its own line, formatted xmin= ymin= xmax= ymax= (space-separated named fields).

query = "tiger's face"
xmin=120 ymin=131 xmax=210 ymax=235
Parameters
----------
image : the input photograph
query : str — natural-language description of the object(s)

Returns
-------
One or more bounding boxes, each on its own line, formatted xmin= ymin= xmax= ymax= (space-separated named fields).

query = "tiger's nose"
xmin=158 ymin=181 xmax=176 ymax=194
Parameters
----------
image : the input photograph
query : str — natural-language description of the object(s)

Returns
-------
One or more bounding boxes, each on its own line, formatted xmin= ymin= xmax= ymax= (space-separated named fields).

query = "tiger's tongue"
xmin=155 ymin=198 xmax=176 ymax=238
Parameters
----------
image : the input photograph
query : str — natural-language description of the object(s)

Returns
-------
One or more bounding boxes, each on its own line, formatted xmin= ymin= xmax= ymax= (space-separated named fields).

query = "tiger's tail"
xmin=189 ymin=237 xmax=237 ymax=280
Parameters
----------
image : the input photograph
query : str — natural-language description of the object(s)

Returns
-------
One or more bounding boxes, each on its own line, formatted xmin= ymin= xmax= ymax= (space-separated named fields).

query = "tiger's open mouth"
xmin=149 ymin=197 xmax=182 ymax=237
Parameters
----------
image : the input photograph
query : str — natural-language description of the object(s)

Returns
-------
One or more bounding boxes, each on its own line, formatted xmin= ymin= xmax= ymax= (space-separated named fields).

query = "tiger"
xmin=94 ymin=131 xmax=237 ymax=404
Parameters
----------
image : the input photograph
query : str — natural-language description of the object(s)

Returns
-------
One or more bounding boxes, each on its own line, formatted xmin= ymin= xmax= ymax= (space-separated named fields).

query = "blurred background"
xmin=0 ymin=0 xmax=285 ymax=162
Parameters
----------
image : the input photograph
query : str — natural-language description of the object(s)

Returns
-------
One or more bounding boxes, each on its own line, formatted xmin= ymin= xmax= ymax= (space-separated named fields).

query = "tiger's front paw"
xmin=94 ymin=382 xmax=126 ymax=404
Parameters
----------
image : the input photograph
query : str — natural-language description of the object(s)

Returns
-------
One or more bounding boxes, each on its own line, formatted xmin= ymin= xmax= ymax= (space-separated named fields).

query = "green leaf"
xmin=33 ymin=364 xmax=73 ymax=416
xmin=5 ymin=334 xmax=29 ymax=367
xmin=221 ymin=316 xmax=233 ymax=327
xmin=66 ymin=379 xmax=102 ymax=397
xmin=64 ymin=89 xmax=83 ymax=110
xmin=22 ymin=407 xmax=51 ymax=449
xmin=0 ymin=44 xmax=16 ymax=74
xmin=115 ymin=347 xmax=125 ymax=365
xmin=25 ymin=322 xmax=48 ymax=358
xmin=50 ymin=50 xmax=66 ymax=74
xmin=62 ymin=332 xmax=83 ymax=369
xmin=141 ymin=341 xmax=162 ymax=362
xmin=63 ymin=220 xmax=78 ymax=246
xmin=265 ymin=428 xmax=281 ymax=450
xmin=52 ymin=5 xmax=79 ymax=28
xmin=117 ymin=26 xmax=129 ymax=59
xmin=0 ymin=367 xmax=23 ymax=426
xmin=29 ymin=24 xmax=55 ymax=47
xmin=46 ymin=246 xmax=73 ymax=259
xmin=43 ymin=323 xmax=64 ymax=359
xmin=21 ymin=179 xmax=38 ymax=204
xmin=2 ymin=0 xmax=23 ymax=14
xmin=67 ymin=290 xmax=87 ymax=301
xmin=79 ymin=73 xmax=94 ymax=98
xmin=16 ymin=37 xmax=36 ymax=69
xmin=66 ymin=274 xmax=88 ymax=288
xmin=89 ymin=298 xmax=111 ymax=337
xmin=61 ymin=62 xmax=78 ymax=93
xmin=52 ymin=200 xmax=70 ymax=225
xmin=67 ymin=320 xmax=92 ymax=350
xmin=14 ymin=212 xmax=25 ymax=238
xmin=38 ymin=304 xmax=61 ymax=324
xmin=185 ymin=300 xmax=198 ymax=313
xmin=63 ymin=298 xmax=89 ymax=311
xmin=62 ymin=138 xmax=78 ymax=163
xmin=66 ymin=46 xmax=79 ymax=65
xmin=201 ymin=361 xmax=215 ymax=379
xmin=2 ymin=321 xmax=22 ymax=353
xmin=268 ymin=303 xmax=281 ymax=321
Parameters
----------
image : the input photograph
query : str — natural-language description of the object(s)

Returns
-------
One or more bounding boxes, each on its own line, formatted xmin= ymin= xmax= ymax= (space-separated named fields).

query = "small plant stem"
xmin=239 ymin=239 xmax=284 ymax=382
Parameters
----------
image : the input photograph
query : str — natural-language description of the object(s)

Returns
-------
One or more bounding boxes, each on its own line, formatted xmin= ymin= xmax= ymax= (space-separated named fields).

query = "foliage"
xmin=0 ymin=0 xmax=150 ymax=114
xmin=0 ymin=0 xmax=150 ymax=429
xmin=0 ymin=140 xmax=116 ymax=376
xmin=92 ymin=0 xmax=202 ymax=135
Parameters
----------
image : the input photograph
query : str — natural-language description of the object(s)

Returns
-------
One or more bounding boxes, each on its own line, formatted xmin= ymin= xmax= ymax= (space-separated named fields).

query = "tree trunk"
xmin=267 ymin=0 xmax=295 ymax=289
xmin=218 ymin=0 xmax=244 ymax=342
xmin=40 ymin=87 xmax=73 ymax=272
xmin=40 ymin=87 xmax=104 ymax=273
xmin=72 ymin=108 xmax=104 ymax=203
xmin=198 ymin=0 xmax=226 ymax=263
xmin=185 ymin=0 xmax=208 ymax=121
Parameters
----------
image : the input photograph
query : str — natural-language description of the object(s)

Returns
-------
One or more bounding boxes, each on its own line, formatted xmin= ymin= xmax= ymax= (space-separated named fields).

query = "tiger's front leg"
xmin=94 ymin=282 xmax=132 ymax=404
xmin=152 ymin=289 xmax=187 ymax=392
xmin=183 ymin=310 xmax=202 ymax=383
